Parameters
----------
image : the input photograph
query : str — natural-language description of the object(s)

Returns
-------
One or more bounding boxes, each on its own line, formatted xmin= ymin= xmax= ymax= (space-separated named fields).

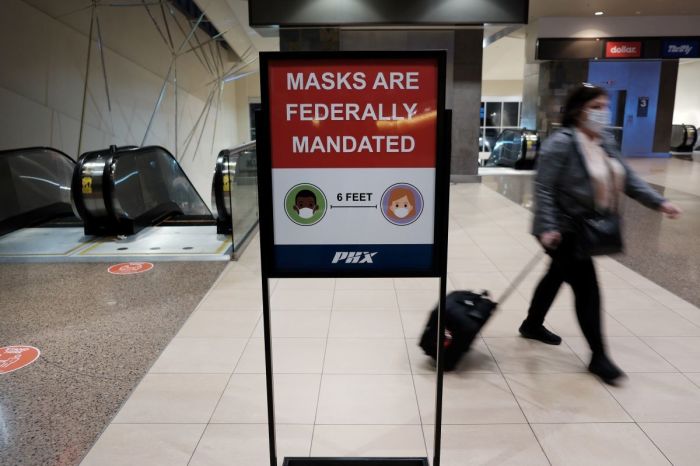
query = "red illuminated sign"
xmin=605 ymin=41 xmax=642 ymax=58
xmin=267 ymin=58 xmax=438 ymax=169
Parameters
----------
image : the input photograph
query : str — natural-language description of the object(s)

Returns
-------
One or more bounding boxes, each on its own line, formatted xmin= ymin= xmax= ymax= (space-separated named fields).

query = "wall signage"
xmin=637 ymin=96 xmax=649 ymax=117
xmin=258 ymin=52 xmax=447 ymax=277
xmin=662 ymin=39 xmax=700 ymax=58
xmin=605 ymin=41 xmax=642 ymax=58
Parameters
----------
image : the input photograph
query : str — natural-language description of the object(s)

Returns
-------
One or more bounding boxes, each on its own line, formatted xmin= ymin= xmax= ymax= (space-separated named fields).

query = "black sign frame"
xmin=255 ymin=50 xmax=452 ymax=466
xmin=257 ymin=50 xmax=449 ymax=280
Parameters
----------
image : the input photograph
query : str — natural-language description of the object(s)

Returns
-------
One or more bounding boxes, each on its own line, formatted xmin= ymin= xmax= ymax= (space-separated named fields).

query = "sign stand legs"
xmin=261 ymin=276 xmax=277 ymax=466
xmin=433 ymin=274 xmax=447 ymax=466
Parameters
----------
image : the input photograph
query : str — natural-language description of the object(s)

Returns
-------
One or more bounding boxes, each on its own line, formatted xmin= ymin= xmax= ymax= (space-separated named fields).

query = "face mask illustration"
xmin=298 ymin=207 xmax=315 ymax=219
xmin=393 ymin=207 xmax=410 ymax=219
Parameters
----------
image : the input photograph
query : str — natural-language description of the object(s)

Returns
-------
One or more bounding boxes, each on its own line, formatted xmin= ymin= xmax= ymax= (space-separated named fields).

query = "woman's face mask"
xmin=584 ymin=108 xmax=611 ymax=134
xmin=393 ymin=207 xmax=410 ymax=219
xmin=390 ymin=195 xmax=414 ymax=219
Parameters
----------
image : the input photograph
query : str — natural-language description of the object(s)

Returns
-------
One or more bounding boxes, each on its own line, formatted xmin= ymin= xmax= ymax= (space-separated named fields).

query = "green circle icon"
xmin=284 ymin=183 xmax=327 ymax=226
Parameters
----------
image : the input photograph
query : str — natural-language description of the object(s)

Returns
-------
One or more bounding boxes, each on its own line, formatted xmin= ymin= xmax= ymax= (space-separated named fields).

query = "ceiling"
xmin=528 ymin=0 xmax=700 ymax=19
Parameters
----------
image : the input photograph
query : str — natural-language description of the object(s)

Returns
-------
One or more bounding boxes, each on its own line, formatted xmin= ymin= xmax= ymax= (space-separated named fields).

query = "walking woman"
xmin=519 ymin=84 xmax=681 ymax=384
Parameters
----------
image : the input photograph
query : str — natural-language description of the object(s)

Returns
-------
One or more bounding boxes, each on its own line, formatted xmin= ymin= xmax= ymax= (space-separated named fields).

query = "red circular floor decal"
xmin=0 ymin=346 xmax=40 ymax=374
xmin=108 ymin=262 xmax=154 ymax=275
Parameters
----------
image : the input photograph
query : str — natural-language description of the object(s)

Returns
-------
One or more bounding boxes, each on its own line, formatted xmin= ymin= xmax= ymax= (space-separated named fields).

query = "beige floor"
xmin=627 ymin=157 xmax=700 ymax=196
xmin=81 ymin=183 xmax=700 ymax=466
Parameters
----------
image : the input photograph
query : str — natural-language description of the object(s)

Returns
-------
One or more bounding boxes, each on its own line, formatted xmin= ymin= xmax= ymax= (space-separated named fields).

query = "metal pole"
xmin=433 ymin=274 xmax=447 ymax=466
xmin=141 ymin=62 xmax=172 ymax=146
xmin=180 ymin=83 xmax=216 ymax=158
xmin=433 ymin=108 xmax=452 ymax=466
xmin=95 ymin=13 xmax=112 ymax=113
xmin=209 ymin=79 xmax=224 ymax=160
xmin=77 ymin=3 xmax=96 ymax=156
xmin=173 ymin=57 xmax=178 ymax=159
xmin=190 ymin=84 xmax=216 ymax=161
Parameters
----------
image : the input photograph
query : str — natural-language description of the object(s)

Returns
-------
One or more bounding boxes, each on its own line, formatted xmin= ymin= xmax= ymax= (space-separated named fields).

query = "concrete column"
xmin=520 ymin=63 xmax=540 ymax=131
xmin=450 ymin=30 xmax=483 ymax=182
xmin=279 ymin=28 xmax=339 ymax=51
xmin=653 ymin=60 xmax=679 ymax=152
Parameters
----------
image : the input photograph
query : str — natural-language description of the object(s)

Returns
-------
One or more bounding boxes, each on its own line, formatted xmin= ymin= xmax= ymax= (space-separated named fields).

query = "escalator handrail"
xmin=110 ymin=145 xmax=212 ymax=218
xmin=0 ymin=146 xmax=76 ymax=163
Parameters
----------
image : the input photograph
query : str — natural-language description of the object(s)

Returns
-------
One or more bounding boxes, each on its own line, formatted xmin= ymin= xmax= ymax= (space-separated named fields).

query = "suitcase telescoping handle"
xmin=496 ymin=251 xmax=546 ymax=306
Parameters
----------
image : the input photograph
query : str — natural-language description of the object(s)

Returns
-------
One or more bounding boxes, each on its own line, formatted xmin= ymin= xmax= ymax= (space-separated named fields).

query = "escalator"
xmin=72 ymin=145 xmax=214 ymax=236
xmin=0 ymin=147 xmax=81 ymax=237
xmin=670 ymin=124 xmax=698 ymax=153
xmin=484 ymin=129 xmax=540 ymax=169
xmin=211 ymin=142 xmax=259 ymax=249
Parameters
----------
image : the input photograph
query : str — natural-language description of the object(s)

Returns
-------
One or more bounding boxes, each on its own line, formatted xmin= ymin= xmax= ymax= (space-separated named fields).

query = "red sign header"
xmin=605 ymin=41 xmax=642 ymax=58
xmin=267 ymin=58 xmax=438 ymax=169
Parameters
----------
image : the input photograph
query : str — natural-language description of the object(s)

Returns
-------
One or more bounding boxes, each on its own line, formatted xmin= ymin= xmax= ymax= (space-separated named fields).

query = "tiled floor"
xmin=81 ymin=182 xmax=700 ymax=466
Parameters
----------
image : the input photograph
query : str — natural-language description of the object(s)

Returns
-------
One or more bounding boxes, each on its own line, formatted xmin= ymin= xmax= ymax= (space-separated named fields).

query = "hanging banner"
xmin=259 ymin=52 xmax=447 ymax=277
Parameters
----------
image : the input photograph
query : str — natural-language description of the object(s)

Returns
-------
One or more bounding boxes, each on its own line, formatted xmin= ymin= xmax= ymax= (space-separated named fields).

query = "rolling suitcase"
xmin=419 ymin=252 xmax=544 ymax=371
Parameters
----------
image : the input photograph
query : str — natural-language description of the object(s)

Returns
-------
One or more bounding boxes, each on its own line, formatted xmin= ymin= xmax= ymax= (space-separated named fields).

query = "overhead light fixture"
xmin=595 ymin=11 xmax=604 ymax=16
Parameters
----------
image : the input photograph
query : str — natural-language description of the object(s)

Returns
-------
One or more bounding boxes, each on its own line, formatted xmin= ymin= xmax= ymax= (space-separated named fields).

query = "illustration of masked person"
xmin=293 ymin=189 xmax=319 ymax=220
xmin=387 ymin=188 xmax=415 ymax=222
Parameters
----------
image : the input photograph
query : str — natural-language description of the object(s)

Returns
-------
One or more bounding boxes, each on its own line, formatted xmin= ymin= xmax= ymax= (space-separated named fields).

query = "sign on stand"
xmin=257 ymin=51 xmax=450 ymax=466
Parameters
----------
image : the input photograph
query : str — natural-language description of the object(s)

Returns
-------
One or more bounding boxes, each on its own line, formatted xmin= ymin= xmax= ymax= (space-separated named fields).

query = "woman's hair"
xmin=389 ymin=188 xmax=415 ymax=206
xmin=561 ymin=84 xmax=609 ymax=128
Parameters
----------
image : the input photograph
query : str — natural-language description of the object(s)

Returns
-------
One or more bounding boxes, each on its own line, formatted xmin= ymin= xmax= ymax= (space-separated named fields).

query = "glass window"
xmin=485 ymin=102 xmax=501 ymax=127
xmin=480 ymin=102 xmax=485 ymax=127
xmin=502 ymin=102 xmax=520 ymax=127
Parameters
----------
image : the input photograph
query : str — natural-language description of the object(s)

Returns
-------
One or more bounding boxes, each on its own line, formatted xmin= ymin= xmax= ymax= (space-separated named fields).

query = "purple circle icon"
xmin=381 ymin=183 xmax=424 ymax=226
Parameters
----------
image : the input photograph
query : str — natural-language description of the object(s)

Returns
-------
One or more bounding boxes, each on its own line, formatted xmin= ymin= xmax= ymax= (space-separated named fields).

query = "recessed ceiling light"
xmin=595 ymin=11 xmax=604 ymax=16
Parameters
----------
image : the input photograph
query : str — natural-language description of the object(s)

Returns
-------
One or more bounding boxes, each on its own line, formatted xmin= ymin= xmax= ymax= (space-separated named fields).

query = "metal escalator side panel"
xmin=229 ymin=143 xmax=259 ymax=247
xmin=213 ymin=142 xmax=257 ymax=236
xmin=0 ymin=147 xmax=77 ymax=236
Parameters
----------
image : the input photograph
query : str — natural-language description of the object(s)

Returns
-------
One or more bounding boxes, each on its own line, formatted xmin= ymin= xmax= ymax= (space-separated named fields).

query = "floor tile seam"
xmin=610 ymin=262 xmax=700 ymax=314
xmin=77 ymin=291 xmax=233 ymax=466
xmin=559 ymin=338 xmax=655 ymax=427
xmin=611 ymin=293 xmax=700 ymax=329
xmin=309 ymin=277 xmax=338 ymax=457
xmin=635 ymin=336 xmax=691 ymax=376
xmin=482 ymin=338 xmax=587 ymax=372
xmin=480 ymin=330 xmax=554 ymax=466
xmin=185 ymin=310 xmax=264 ymax=465
xmin=392 ymin=282 xmax=431 ymax=458
xmin=633 ymin=422 xmax=676 ymax=465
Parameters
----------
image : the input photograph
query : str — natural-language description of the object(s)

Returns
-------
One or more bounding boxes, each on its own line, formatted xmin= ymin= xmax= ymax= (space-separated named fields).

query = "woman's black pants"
xmin=524 ymin=239 xmax=605 ymax=356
